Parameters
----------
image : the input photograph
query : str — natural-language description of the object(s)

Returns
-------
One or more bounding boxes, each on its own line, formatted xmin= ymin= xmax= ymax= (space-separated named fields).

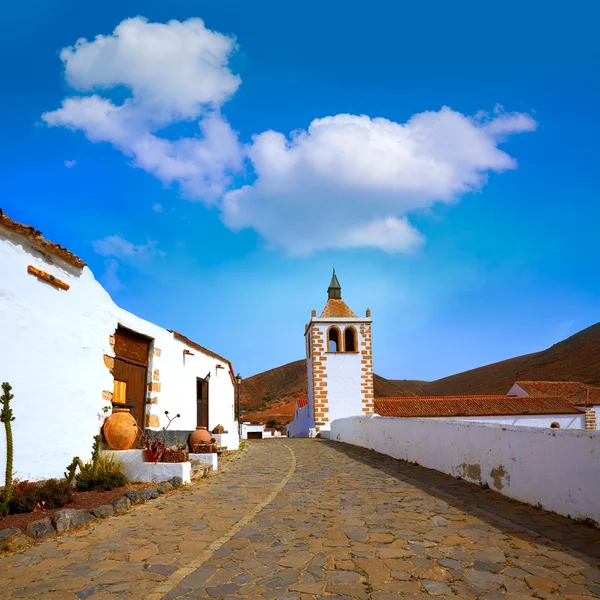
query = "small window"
xmin=550 ymin=422 xmax=561 ymax=429
xmin=328 ymin=327 xmax=340 ymax=352
xmin=344 ymin=327 xmax=357 ymax=352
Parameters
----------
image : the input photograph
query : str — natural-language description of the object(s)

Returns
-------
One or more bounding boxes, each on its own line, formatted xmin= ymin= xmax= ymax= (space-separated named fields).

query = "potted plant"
xmin=143 ymin=411 xmax=187 ymax=463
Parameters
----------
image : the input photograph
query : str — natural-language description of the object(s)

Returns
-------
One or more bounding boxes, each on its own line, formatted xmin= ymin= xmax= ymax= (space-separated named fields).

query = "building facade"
xmin=0 ymin=210 xmax=238 ymax=481
xmin=288 ymin=271 xmax=374 ymax=437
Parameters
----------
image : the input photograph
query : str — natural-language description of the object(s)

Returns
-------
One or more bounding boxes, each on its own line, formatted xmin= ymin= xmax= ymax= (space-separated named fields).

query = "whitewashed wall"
xmin=454 ymin=413 xmax=585 ymax=429
xmin=331 ymin=415 xmax=600 ymax=523
xmin=307 ymin=318 xmax=370 ymax=433
xmin=0 ymin=227 xmax=236 ymax=481
xmin=287 ymin=403 xmax=312 ymax=438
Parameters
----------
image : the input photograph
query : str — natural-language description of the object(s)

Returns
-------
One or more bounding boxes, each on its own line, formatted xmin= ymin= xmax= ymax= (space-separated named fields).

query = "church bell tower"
xmin=304 ymin=270 xmax=374 ymax=436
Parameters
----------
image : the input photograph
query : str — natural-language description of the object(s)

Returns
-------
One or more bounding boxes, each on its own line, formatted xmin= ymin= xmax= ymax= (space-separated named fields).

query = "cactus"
xmin=91 ymin=435 xmax=101 ymax=474
xmin=64 ymin=457 xmax=83 ymax=485
xmin=0 ymin=382 xmax=15 ymax=516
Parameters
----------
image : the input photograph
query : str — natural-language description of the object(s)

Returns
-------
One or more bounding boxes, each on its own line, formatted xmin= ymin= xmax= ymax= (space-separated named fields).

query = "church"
xmin=287 ymin=271 xmax=374 ymax=438
xmin=287 ymin=271 xmax=599 ymax=436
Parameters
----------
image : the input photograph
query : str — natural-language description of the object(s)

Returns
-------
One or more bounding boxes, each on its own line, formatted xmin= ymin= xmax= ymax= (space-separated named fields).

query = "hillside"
xmin=240 ymin=360 xmax=412 ymax=425
xmin=395 ymin=322 xmax=600 ymax=396
xmin=242 ymin=322 xmax=600 ymax=426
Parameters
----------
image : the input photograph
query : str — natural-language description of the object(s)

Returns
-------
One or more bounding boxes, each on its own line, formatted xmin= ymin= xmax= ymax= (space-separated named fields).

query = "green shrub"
xmin=40 ymin=478 xmax=76 ymax=508
xmin=7 ymin=479 xmax=75 ymax=514
xmin=75 ymin=469 xmax=128 ymax=491
xmin=7 ymin=480 xmax=39 ymax=514
xmin=75 ymin=452 xmax=128 ymax=492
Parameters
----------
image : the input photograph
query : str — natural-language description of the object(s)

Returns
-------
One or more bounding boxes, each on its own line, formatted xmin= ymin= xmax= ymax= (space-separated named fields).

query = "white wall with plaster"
xmin=452 ymin=413 xmax=585 ymax=429
xmin=0 ymin=224 xmax=237 ymax=481
xmin=103 ymin=450 xmax=191 ymax=483
xmin=241 ymin=423 xmax=264 ymax=439
xmin=289 ymin=317 xmax=371 ymax=437
xmin=331 ymin=415 xmax=600 ymax=523
xmin=288 ymin=403 xmax=312 ymax=438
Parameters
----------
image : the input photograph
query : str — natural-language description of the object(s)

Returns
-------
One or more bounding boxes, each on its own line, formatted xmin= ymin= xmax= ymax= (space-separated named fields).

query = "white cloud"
xmin=64 ymin=159 xmax=77 ymax=168
xmin=43 ymin=17 xmax=243 ymax=202
xmin=92 ymin=234 xmax=162 ymax=260
xmin=223 ymin=107 xmax=537 ymax=254
xmin=152 ymin=203 xmax=163 ymax=213
xmin=43 ymin=17 xmax=537 ymax=255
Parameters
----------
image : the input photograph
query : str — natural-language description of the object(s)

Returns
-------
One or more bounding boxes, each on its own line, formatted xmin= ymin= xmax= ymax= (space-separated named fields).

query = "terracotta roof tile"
xmin=0 ymin=209 xmax=86 ymax=269
xmin=374 ymin=395 xmax=582 ymax=418
xmin=320 ymin=298 xmax=357 ymax=318
xmin=513 ymin=381 xmax=600 ymax=405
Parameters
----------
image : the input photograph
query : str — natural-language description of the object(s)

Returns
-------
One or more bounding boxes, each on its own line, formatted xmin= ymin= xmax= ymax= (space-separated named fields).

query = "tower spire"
xmin=327 ymin=269 xmax=342 ymax=300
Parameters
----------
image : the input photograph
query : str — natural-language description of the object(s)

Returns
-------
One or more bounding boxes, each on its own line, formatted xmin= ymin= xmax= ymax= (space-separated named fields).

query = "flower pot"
xmin=103 ymin=408 xmax=138 ymax=450
xmin=192 ymin=442 xmax=218 ymax=454
xmin=162 ymin=448 xmax=189 ymax=463
xmin=189 ymin=426 xmax=211 ymax=449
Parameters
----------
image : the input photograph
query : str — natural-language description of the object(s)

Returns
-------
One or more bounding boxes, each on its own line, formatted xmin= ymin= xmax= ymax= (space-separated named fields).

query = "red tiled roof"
xmin=0 ymin=208 xmax=86 ymax=269
xmin=169 ymin=330 xmax=236 ymax=386
xmin=297 ymin=398 xmax=308 ymax=409
xmin=374 ymin=396 xmax=582 ymax=418
xmin=513 ymin=381 xmax=600 ymax=405
xmin=320 ymin=299 xmax=357 ymax=318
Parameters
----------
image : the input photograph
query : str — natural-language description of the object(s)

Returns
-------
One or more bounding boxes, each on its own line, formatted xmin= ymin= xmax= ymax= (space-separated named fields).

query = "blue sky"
xmin=2 ymin=0 xmax=599 ymax=381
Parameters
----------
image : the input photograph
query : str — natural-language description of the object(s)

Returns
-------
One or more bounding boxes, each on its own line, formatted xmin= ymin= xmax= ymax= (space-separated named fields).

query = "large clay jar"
xmin=103 ymin=408 xmax=138 ymax=450
xmin=189 ymin=426 xmax=211 ymax=449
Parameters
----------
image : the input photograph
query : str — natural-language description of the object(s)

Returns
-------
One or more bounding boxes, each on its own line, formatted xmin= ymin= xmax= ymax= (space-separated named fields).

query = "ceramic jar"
xmin=103 ymin=408 xmax=138 ymax=450
xmin=189 ymin=426 xmax=211 ymax=449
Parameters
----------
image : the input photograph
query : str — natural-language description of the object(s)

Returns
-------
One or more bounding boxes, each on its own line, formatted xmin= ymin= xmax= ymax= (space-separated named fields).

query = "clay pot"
xmin=103 ymin=408 xmax=138 ymax=450
xmin=189 ymin=426 xmax=211 ymax=449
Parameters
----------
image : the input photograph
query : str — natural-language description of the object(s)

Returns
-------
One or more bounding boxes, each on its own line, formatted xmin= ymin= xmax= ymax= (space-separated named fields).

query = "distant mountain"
xmin=240 ymin=359 xmax=412 ymax=425
xmin=395 ymin=322 xmax=600 ymax=396
xmin=242 ymin=322 xmax=600 ymax=426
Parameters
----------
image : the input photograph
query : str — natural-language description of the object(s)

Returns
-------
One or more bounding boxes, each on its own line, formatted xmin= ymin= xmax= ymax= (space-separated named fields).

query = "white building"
xmin=241 ymin=422 xmax=264 ymax=439
xmin=287 ymin=271 xmax=374 ymax=438
xmin=287 ymin=269 xmax=598 ymax=435
xmin=0 ymin=210 xmax=239 ymax=481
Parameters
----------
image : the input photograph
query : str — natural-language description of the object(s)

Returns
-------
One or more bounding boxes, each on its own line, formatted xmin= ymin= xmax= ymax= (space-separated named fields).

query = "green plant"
xmin=8 ymin=480 xmax=39 ymax=513
xmin=40 ymin=478 xmax=76 ymax=508
xmin=7 ymin=479 xmax=75 ymax=514
xmin=70 ymin=436 xmax=128 ymax=492
xmin=0 ymin=382 xmax=15 ymax=516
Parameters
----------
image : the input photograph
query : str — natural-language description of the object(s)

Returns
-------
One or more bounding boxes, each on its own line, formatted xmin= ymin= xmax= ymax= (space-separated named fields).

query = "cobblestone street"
xmin=1 ymin=439 xmax=599 ymax=599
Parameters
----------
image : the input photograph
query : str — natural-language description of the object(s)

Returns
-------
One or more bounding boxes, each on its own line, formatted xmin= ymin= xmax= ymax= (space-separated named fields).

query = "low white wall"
xmin=331 ymin=415 xmax=600 ymax=523
xmin=455 ymin=413 xmax=585 ymax=429
xmin=104 ymin=450 xmax=191 ymax=484
xmin=189 ymin=453 xmax=218 ymax=470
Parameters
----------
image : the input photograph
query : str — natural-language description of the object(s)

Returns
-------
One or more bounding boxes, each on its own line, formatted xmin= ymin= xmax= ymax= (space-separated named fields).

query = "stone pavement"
xmin=0 ymin=439 xmax=599 ymax=599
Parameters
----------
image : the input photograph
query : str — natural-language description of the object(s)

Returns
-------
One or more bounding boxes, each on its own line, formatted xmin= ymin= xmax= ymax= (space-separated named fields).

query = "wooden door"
xmin=113 ymin=327 xmax=151 ymax=446
xmin=196 ymin=378 xmax=209 ymax=429
xmin=113 ymin=359 xmax=147 ymax=443
xmin=247 ymin=431 xmax=262 ymax=439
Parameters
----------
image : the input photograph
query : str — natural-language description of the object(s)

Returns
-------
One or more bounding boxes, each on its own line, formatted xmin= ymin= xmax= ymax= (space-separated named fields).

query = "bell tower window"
xmin=344 ymin=327 xmax=357 ymax=352
xmin=327 ymin=327 xmax=341 ymax=352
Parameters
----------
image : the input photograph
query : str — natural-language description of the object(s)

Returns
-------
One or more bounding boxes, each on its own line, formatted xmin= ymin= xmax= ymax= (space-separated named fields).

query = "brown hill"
xmin=243 ymin=322 xmax=600 ymax=426
xmin=240 ymin=360 xmax=412 ymax=425
xmin=395 ymin=322 xmax=600 ymax=396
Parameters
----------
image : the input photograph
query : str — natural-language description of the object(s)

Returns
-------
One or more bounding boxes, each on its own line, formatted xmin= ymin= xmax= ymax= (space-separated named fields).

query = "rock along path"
xmin=0 ymin=439 xmax=599 ymax=599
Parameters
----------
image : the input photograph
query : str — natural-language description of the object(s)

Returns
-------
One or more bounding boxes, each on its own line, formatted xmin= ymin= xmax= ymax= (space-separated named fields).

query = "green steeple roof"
xmin=327 ymin=269 xmax=342 ymax=299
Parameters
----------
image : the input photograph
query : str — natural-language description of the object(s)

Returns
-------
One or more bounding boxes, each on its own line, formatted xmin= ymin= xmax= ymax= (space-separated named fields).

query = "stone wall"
xmin=331 ymin=415 xmax=600 ymax=524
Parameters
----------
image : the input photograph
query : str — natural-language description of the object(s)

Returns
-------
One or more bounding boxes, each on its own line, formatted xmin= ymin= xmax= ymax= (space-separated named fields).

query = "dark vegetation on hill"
xmin=241 ymin=322 xmax=600 ymax=425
